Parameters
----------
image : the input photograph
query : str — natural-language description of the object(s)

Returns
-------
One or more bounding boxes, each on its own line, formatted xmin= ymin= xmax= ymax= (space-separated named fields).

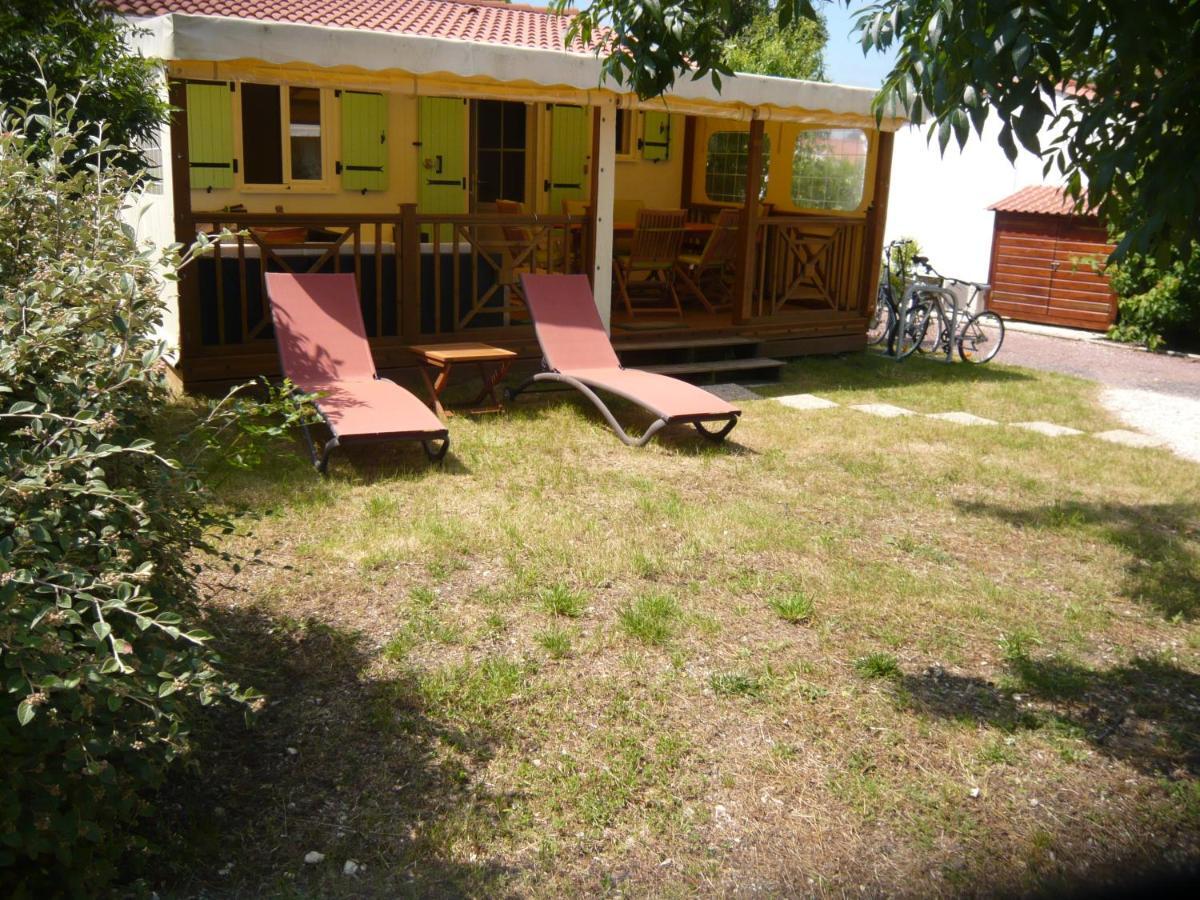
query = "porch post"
xmin=167 ymin=80 xmax=201 ymax=380
xmin=590 ymin=97 xmax=618 ymax=332
xmin=732 ymin=116 xmax=765 ymax=324
xmin=679 ymin=115 xmax=696 ymax=210
xmin=862 ymin=130 xmax=895 ymax=317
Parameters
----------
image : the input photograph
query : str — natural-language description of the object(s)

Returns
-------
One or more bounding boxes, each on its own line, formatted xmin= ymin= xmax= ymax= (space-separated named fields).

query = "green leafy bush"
xmin=0 ymin=98 xmax=305 ymax=890
xmin=1107 ymin=242 xmax=1200 ymax=351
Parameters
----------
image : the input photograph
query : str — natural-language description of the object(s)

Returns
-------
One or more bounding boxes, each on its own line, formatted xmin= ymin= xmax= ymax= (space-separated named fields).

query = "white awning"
xmin=131 ymin=13 xmax=902 ymax=131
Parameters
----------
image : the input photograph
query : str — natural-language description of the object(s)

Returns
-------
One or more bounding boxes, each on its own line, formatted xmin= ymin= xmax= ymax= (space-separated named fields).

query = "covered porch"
xmin=145 ymin=13 xmax=899 ymax=390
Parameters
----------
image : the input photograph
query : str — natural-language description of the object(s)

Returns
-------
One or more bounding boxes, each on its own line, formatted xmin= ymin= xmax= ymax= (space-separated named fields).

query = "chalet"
xmin=114 ymin=0 xmax=905 ymax=390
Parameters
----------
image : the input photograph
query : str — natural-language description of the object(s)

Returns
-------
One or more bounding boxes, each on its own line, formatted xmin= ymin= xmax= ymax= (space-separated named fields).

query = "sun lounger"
xmin=508 ymin=274 xmax=740 ymax=446
xmin=264 ymin=273 xmax=449 ymax=472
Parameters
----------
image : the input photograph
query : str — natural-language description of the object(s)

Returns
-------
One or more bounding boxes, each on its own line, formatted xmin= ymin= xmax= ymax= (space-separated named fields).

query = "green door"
xmin=185 ymin=82 xmax=234 ymax=191
xmin=418 ymin=97 xmax=467 ymax=241
xmin=547 ymin=104 xmax=589 ymax=214
xmin=340 ymin=91 xmax=388 ymax=192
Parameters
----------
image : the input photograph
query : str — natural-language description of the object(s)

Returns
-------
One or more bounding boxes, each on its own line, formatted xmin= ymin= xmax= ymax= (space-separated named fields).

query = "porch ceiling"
xmin=130 ymin=12 xmax=904 ymax=130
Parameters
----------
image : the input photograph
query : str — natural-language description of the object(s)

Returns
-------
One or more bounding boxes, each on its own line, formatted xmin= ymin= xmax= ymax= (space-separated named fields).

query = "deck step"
xmin=636 ymin=357 xmax=786 ymax=377
xmin=613 ymin=335 xmax=758 ymax=352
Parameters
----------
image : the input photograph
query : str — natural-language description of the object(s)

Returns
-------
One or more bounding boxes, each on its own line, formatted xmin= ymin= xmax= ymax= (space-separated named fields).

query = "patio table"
xmin=407 ymin=342 xmax=518 ymax=418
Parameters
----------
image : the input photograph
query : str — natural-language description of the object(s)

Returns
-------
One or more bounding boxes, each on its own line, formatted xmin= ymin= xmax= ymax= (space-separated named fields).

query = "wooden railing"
xmin=748 ymin=214 xmax=869 ymax=320
xmin=181 ymin=205 xmax=590 ymax=350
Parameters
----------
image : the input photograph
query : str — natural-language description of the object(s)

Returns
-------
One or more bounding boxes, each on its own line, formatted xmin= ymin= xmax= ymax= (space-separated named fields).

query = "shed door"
xmin=986 ymin=214 xmax=1056 ymax=323
xmin=1045 ymin=222 xmax=1117 ymax=329
xmin=418 ymin=97 xmax=467 ymax=239
xmin=546 ymin=104 xmax=589 ymax=214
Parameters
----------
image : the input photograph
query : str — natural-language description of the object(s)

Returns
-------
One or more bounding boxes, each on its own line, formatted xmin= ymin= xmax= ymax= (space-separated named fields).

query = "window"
xmin=704 ymin=131 xmax=770 ymax=203
xmin=614 ymin=109 xmax=633 ymax=157
xmin=239 ymin=82 xmax=327 ymax=186
xmin=791 ymin=128 xmax=868 ymax=211
xmin=288 ymin=87 xmax=323 ymax=181
xmin=473 ymin=100 xmax=527 ymax=205
xmin=241 ymin=83 xmax=283 ymax=184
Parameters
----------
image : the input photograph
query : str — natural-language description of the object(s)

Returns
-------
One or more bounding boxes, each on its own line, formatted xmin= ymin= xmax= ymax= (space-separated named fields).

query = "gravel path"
xmin=998 ymin=330 xmax=1200 ymax=461
xmin=999 ymin=330 xmax=1200 ymax=399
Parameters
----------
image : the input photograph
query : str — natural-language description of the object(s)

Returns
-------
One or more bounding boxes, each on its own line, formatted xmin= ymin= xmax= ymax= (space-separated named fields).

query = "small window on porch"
xmin=704 ymin=131 xmax=770 ymax=204
xmin=474 ymin=99 xmax=527 ymax=205
xmin=614 ymin=109 xmax=633 ymax=157
xmin=241 ymin=83 xmax=284 ymax=185
xmin=289 ymin=87 xmax=323 ymax=181
xmin=791 ymin=128 xmax=868 ymax=211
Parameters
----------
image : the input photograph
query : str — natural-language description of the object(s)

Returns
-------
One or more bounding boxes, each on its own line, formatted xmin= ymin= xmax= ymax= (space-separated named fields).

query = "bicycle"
xmin=868 ymin=239 xmax=931 ymax=354
xmin=895 ymin=257 xmax=1006 ymax=364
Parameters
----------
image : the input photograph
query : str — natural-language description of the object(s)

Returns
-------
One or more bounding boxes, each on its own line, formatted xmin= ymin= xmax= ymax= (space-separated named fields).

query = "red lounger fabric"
xmin=520 ymin=274 xmax=740 ymax=422
xmin=264 ymin=273 xmax=445 ymax=440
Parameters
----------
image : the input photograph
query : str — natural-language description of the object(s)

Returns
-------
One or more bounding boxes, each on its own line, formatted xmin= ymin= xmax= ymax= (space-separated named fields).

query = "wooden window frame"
xmin=234 ymin=81 xmax=336 ymax=194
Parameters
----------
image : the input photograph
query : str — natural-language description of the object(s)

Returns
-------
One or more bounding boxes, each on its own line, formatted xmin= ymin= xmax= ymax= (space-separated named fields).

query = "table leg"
xmin=419 ymin=361 xmax=452 ymax=420
xmin=466 ymin=360 xmax=513 ymax=412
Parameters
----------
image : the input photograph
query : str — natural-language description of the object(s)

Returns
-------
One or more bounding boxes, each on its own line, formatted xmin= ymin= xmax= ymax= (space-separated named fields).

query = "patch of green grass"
xmin=769 ymin=591 xmax=815 ymax=624
xmin=618 ymin=592 xmax=680 ymax=645
xmin=709 ymin=670 xmax=764 ymax=698
xmin=534 ymin=625 xmax=572 ymax=659
xmin=855 ymin=652 xmax=901 ymax=680
xmin=999 ymin=627 xmax=1042 ymax=662
xmin=419 ymin=656 xmax=532 ymax=724
xmin=539 ymin=582 xmax=587 ymax=618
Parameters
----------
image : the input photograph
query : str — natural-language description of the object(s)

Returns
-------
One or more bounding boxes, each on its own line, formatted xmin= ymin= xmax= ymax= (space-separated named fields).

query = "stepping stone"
xmin=1093 ymin=429 xmax=1166 ymax=449
xmin=705 ymin=383 xmax=762 ymax=403
xmin=850 ymin=403 xmax=914 ymax=418
xmin=1011 ymin=421 xmax=1084 ymax=437
xmin=927 ymin=411 xmax=998 ymax=426
xmin=776 ymin=393 xmax=838 ymax=411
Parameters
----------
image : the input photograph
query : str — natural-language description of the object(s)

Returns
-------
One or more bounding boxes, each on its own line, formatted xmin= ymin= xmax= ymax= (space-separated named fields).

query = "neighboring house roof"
xmin=108 ymin=0 xmax=588 ymax=52
xmin=989 ymin=185 xmax=1095 ymax=217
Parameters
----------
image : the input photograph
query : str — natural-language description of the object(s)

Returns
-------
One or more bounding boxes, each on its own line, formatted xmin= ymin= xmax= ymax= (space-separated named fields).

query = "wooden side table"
xmin=407 ymin=342 xmax=518 ymax=418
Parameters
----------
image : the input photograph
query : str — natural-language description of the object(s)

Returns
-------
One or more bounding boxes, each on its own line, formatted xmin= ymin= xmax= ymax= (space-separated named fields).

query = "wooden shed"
xmin=985 ymin=186 xmax=1117 ymax=330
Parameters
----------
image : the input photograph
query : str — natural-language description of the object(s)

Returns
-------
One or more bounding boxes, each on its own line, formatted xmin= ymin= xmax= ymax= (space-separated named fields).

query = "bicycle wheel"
xmin=958 ymin=311 xmax=1005 ymax=364
xmin=895 ymin=302 xmax=932 ymax=360
xmin=917 ymin=301 xmax=946 ymax=355
xmin=867 ymin=291 xmax=894 ymax=346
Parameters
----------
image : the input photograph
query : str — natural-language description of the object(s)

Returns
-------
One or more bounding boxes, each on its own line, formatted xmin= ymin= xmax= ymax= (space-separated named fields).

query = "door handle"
xmin=435 ymin=154 xmax=443 ymax=175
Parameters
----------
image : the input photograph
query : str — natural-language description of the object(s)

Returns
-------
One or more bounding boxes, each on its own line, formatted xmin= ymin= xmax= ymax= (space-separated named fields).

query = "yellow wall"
xmin=613 ymin=113 xmax=686 ymax=215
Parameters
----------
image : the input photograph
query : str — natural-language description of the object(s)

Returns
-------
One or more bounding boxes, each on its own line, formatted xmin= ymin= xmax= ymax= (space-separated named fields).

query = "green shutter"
xmin=340 ymin=91 xmax=388 ymax=192
xmin=641 ymin=111 xmax=670 ymax=162
xmin=185 ymin=82 xmax=234 ymax=190
xmin=417 ymin=97 xmax=467 ymax=240
xmin=548 ymin=104 xmax=588 ymax=214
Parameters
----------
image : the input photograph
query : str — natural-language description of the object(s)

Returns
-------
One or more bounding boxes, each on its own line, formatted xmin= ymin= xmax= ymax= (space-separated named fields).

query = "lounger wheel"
xmin=693 ymin=418 xmax=738 ymax=443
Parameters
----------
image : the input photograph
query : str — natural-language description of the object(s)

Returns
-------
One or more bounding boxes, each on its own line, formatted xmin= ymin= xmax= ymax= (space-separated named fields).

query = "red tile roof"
xmin=108 ymin=0 xmax=589 ymax=53
xmin=989 ymin=185 xmax=1095 ymax=217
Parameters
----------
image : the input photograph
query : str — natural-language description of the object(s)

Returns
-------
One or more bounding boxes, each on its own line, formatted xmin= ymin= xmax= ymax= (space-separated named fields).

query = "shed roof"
xmin=989 ymin=185 xmax=1094 ymax=217
xmin=109 ymin=0 xmax=587 ymax=53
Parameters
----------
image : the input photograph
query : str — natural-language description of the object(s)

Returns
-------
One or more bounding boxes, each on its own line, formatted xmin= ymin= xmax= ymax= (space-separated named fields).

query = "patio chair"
xmin=674 ymin=208 xmax=740 ymax=313
xmin=507 ymin=274 xmax=740 ymax=446
xmin=613 ymin=208 xmax=687 ymax=318
xmin=264 ymin=272 xmax=450 ymax=473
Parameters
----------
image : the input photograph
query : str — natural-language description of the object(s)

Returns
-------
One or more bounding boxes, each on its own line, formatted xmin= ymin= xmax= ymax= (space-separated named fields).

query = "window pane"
xmin=704 ymin=131 xmax=770 ymax=203
xmin=477 ymin=100 xmax=502 ymax=150
xmin=289 ymin=87 xmax=322 ymax=181
xmin=241 ymin=83 xmax=283 ymax=184
xmin=502 ymin=102 xmax=526 ymax=150
xmin=614 ymin=109 xmax=632 ymax=155
xmin=502 ymin=150 xmax=526 ymax=202
xmin=791 ymin=128 xmax=868 ymax=211
xmin=476 ymin=149 xmax=502 ymax=203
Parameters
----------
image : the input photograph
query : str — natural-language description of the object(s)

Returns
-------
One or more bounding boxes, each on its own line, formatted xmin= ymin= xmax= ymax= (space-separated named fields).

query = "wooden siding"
xmin=987 ymin=211 xmax=1117 ymax=330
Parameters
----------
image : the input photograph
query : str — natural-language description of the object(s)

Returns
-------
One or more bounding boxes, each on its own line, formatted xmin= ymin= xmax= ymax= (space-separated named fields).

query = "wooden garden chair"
xmin=674 ymin=208 xmax=740 ymax=312
xmin=612 ymin=208 xmax=687 ymax=317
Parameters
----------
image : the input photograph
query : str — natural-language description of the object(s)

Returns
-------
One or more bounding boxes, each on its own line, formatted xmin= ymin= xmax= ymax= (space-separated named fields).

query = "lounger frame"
xmin=507 ymin=369 xmax=739 ymax=447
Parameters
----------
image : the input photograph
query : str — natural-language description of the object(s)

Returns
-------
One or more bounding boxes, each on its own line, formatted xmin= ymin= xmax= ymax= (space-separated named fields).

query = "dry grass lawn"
xmin=159 ymin=352 xmax=1200 ymax=896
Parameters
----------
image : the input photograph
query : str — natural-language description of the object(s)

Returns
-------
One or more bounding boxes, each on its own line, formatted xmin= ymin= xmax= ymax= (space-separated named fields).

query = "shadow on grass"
xmin=154 ymin=602 xmax=516 ymax=896
xmin=896 ymin=654 xmax=1200 ymax=778
xmin=957 ymin=499 xmax=1200 ymax=620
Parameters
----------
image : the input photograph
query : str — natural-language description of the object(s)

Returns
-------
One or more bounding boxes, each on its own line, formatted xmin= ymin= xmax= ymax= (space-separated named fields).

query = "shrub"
xmin=0 ymin=99 xmax=304 ymax=890
xmin=1107 ymin=241 xmax=1200 ymax=351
